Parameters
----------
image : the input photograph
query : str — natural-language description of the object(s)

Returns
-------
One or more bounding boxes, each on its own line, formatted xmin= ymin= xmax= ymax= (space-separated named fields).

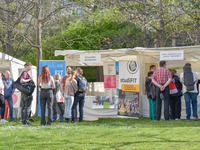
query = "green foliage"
xmin=43 ymin=9 xmax=145 ymax=61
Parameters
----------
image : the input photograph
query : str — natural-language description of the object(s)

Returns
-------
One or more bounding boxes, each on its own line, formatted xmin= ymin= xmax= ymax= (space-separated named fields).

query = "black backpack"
xmin=77 ymin=76 xmax=87 ymax=92
xmin=183 ymin=65 xmax=195 ymax=91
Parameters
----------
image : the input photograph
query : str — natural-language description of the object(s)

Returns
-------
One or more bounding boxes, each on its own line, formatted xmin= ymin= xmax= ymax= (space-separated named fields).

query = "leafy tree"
xmin=43 ymin=9 xmax=146 ymax=60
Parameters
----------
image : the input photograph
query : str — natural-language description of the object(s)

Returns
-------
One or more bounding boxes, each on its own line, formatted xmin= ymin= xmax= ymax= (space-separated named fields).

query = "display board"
xmin=38 ymin=60 xmax=66 ymax=116
xmin=118 ymin=61 xmax=140 ymax=117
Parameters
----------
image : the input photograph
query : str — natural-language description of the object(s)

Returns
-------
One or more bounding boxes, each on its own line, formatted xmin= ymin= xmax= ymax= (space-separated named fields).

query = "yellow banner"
xmin=121 ymin=84 xmax=140 ymax=92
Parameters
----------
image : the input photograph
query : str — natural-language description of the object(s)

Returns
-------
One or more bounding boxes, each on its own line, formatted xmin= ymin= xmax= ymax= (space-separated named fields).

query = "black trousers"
xmin=170 ymin=96 xmax=181 ymax=119
xmin=0 ymin=94 xmax=5 ymax=119
xmin=21 ymin=93 xmax=33 ymax=123
xmin=156 ymin=85 xmax=170 ymax=120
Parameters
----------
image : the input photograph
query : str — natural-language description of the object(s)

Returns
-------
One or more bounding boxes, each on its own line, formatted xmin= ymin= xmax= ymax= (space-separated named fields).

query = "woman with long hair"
xmin=38 ymin=65 xmax=55 ymax=125
xmin=64 ymin=70 xmax=78 ymax=123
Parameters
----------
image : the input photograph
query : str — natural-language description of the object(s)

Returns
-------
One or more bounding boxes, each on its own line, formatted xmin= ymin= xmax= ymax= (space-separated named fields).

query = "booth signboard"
xmin=118 ymin=61 xmax=140 ymax=117
xmin=160 ymin=50 xmax=184 ymax=60
xmin=80 ymin=54 xmax=101 ymax=63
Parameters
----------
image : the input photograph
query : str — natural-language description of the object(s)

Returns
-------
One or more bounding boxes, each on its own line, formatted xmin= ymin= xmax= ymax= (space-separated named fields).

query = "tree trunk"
xmin=35 ymin=0 xmax=42 ymax=116
xmin=142 ymin=0 xmax=148 ymax=47
xmin=159 ymin=0 xmax=165 ymax=47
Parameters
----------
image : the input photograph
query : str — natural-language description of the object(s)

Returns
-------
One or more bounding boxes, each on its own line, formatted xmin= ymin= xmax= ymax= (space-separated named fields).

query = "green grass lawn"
xmin=0 ymin=117 xmax=200 ymax=150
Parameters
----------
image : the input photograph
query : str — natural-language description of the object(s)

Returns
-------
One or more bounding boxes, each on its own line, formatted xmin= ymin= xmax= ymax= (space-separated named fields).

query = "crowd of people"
xmin=145 ymin=61 xmax=199 ymax=121
xmin=0 ymin=63 xmax=87 ymax=125
xmin=0 ymin=60 xmax=199 ymax=125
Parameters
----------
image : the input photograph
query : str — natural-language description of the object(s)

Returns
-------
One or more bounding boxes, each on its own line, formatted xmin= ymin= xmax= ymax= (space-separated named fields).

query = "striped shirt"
xmin=151 ymin=67 xmax=172 ymax=84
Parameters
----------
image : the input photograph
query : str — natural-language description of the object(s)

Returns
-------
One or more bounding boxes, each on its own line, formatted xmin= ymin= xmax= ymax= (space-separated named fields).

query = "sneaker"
xmin=175 ymin=118 xmax=180 ymax=121
xmin=1 ymin=119 xmax=9 ymax=123
xmin=23 ymin=121 xmax=31 ymax=125
xmin=194 ymin=117 xmax=199 ymax=121
xmin=10 ymin=118 xmax=16 ymax=122
xmin=186 ymin=119 xmax=190 ymax=121
xmin=29 ymin=118 xmax=34 ymax=122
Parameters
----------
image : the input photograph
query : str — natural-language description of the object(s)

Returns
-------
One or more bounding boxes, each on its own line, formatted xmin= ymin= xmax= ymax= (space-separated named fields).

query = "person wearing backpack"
xmin=71 ymin=67 xmax=87 ymax=123
xmin=145 ymin=71 xmax=156 ymax=120
xmin=180 ymin=63 xmax=198 ymax=121
xmin=169 ymin=69 xmax=182 ymax=121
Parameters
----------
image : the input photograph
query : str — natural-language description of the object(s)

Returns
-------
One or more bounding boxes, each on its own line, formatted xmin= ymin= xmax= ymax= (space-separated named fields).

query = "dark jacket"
xmin=145 ymin=77 xmax=156 ymax=100
xmin=171 ymin=75 xmax=182 ymax=97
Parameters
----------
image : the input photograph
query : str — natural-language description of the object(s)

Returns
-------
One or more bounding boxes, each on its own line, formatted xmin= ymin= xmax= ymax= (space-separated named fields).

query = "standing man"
xmin=62 ymin=66 xmax=71 ymax=93
xmin=152 ymin=61 xmax=172 ymax=121
xmin=2 ymin=71 xmax=15 ymax=121
xmin=20 ymin=62 xmax=33 ymax=125
xmin=72 ymin=67 xmax=87 ymax=123
xmin=180 ymin=63 xmax=198 ymax=121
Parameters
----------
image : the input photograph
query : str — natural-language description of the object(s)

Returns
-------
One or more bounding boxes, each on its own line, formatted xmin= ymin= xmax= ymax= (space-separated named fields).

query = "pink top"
xmin=21 ymin=71 xmax=30 ymax=80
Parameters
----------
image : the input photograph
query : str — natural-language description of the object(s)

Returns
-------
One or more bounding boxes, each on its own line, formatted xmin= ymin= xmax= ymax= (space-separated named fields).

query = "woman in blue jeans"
xmin=38 ymin=65 xmax=55 ymax=125
xmin=64 ymin=70 xmax=78 ymax=123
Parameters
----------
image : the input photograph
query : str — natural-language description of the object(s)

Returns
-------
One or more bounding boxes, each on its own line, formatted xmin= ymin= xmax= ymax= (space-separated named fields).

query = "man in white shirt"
xmin=180 ymin=63 xmax=198 ymax=121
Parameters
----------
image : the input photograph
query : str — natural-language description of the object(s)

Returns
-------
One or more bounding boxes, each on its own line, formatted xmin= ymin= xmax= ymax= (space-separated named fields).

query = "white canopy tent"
xmin=55 ymin=45 xmax=200 ymax=118
xmin=0 ymin=52 xmax=37 ymax=117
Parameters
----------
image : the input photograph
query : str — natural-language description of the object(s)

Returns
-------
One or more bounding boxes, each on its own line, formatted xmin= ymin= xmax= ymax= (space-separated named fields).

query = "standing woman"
xmin=0 ymin=73 xmax=8 ymax=123
xmin=38 ymin=65 xmax=55 ymax=125
xmin=64 ymin=70 xmax=78 ymax=123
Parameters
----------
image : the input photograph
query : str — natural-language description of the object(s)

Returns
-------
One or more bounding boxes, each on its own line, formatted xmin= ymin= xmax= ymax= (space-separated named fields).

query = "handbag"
xmin=13 ymin=71 xmax=36 ymax=96
xmin=56 ymin=90 xmax=64 ymax=102
xmin=169 ymin=81 xmax=178 ymax=95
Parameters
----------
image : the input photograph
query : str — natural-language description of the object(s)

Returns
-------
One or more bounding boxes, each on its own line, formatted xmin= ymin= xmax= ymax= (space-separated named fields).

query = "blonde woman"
xmin=64 ymin=70 xmax=78 ymax=123
xmin=53 ymin=74 xmax=65 ymax=122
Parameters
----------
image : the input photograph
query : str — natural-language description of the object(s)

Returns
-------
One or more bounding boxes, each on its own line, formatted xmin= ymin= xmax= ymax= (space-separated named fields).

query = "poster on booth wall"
xmin=103 ymin=62 xmax=117 ymax=96
xmin=92 ymin=96 xmax=116 ymax=109
xmin=118 ymin=61 xmax=140 ymax=117
xmin=38 ymin=60 xmax=66 ymax=116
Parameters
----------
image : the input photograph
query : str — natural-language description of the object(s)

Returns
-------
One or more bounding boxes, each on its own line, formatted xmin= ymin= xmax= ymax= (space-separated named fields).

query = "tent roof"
xmin=55 ymin=45 xmax=200 ymax=66
xmin=0 ymin=52 xmax=37 ymax=69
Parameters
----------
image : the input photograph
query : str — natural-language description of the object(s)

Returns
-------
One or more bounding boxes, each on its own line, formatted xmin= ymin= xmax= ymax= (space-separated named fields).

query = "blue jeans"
xmin=5 ymin=95 xmax=14 ymax=119
xmin=72 ymin=93 xmax=85 ymax=122
xmin=64 ymin=95 xmax=74 ymax=119
xmin=184 ymin=92 xmax=198 ymax=120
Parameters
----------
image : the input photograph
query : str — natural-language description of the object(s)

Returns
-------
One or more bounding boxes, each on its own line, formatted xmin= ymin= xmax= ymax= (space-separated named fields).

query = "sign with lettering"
xmin=80 ymin=54 xmax=101 ymax=63
xmin=160 ymin=50 xmax=184 ymax=60
xmin=118 ymin=60 xmax=140 ymax=117
xmin=119 ymin=61 xmax=140 ymax=91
